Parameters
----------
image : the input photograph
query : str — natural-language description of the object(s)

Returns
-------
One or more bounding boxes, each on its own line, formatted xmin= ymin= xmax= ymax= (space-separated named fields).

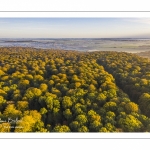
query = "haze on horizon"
xmin=1 ymin=18 xmax=150 ymax=38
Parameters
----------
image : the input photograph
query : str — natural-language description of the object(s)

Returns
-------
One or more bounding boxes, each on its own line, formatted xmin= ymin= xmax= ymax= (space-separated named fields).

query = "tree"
xmin=40 ymin=83 xmax=48 ymax=93
xmin=118 ymin=115 xmax=143 ymax=132
xmin=53 ymin=99 xmax=60 ymax=109
xmin=24 ymin=87 xmax=42 ymax=101
xmin=88 ymin=84 xmax=96 ymax=92
xmin=0 ymin=70 xmax=5 ymax=76
xmin=124 ymin=102 xmax=139 ymax=114
xmin=75 ymin=114 xmax=88 ymax=126
xmin=18 ymin=79 xmax=30 ymax=90
xmin=106 ymin=89 xmax=117 ymax=99
xmin=25 ymin=74 xmax=33 ymax=81
xmin=40 ymin=107 xmax=48 ymax=115
xmin=15 ymin=115 xmax=36 ymax=132
xmin=140 ymin=79 xmax=148 ymax=86
xmin=104 ymin=111 xmax=116 ymax=125
xmin=0 ymin=89 xmax=7 ymax=98
xmin=51 ymin=88 xmax=62 ymax=97
xmin=48 ymin=80 xmax=54 ymax=88
xmin=62 ymin=96 xmax=73 ymax=109
xmin=53 ymin=125 xmax=70 ymax=132
xmin=45 ymin=96 xmax=54 ymax=111
xmin=69 ymin=121 xmax=80 ymax=132
xmin=0 ymin=123 xmax=11 ymax=132
xmin=78 ymin=126 xmax=89 ymax=132
xmin=72 ymin=75 xmax=80 ymax=82
xmin=138 ymin=93 xmax=150 ymax=116
xmin=96 ymin=93 xmax=107 ymax=105
xmin=0 ymin=96 xmax=6 ymax=110
xmin=34 ymin=75 xmax=44 ymax=83
xmin=89 ymin=121 xmax=102 ymax=132
xmin=12 ymin=89 xmax=22 ymax=102
xmin=75 ymin=82 xmax=81 ymax=88
xmin=99 ymin=127 xmax=109 ymax=132
xmin=3 ymin=104 xmax=22 ymax=119
xmin=87 ymin=110 xmax=101 ymax=123
xmin=87 ymin=92 xmax=97 ymax=102
xmin=105 ymin=123 xmax=116 ymax=132
xmin=63 ymin=109 xmax=72 ymax=120
xmin=16 ymin=101 xmax=29 ymax=112
xmin=103 ymin=102 xmax=117 ymax=112
xmin=15 ymin=110 xmax=45 ymax=132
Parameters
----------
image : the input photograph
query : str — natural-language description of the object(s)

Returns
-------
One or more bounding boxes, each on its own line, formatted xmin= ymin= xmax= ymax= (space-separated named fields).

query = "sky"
xmin=1 ymin=18 xmax=150 ymax=38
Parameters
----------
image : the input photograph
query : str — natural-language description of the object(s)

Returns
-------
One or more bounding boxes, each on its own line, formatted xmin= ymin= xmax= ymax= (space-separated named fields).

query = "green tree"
xmin=75 ymin=114 xmax=88 ymax=126
xmin=118 ymin=115 xmax=143 ymax=132
xmin=96 ymin=93 xmax=107 ymax=105
xmin=88 ymin=84 xmax=96 ymax=92
xmin=24 ymin=87 xmax=42 ymax=101
xmin=18 ymin=79 xmax=30 ymax=90
xmin=78 ymin=126 xmax=89 ymax=132
xmin=103 ymin=102 xmax=117 ymax=112
xmin=138 ymin=93 xmax=150 ymax=116
xmin=0 ymin=96 xmax=6 ymax=110
xmin=124 ymin=102 xmax=139 ymax=114
xmin=45 ymin=96 xmax=54 ymax=111
xmin=63 ymin=109 xmax=72 ymax=120
xmin=53 ymin=125 xmax=70 ymax=132
xmin=69 ymin=121 xmax=80 ymax=132
xmin=62 ymin=96 xmax=73 ymax=109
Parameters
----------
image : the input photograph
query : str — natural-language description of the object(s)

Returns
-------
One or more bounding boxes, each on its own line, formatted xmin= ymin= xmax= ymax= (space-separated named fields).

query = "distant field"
xmin=136 ymin=51 xmax=150 ymax=59
xmin=1 ymin=38 xmax=150 ymax=53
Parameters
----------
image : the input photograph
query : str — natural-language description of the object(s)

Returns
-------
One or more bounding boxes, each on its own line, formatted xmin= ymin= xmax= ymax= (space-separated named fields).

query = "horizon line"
xmin=1 ymin=37 xmax=150 ymax=39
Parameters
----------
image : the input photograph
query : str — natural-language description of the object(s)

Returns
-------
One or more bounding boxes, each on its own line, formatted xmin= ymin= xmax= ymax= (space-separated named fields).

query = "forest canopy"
xmin=0 ymin=47 xmax=150 ymax=132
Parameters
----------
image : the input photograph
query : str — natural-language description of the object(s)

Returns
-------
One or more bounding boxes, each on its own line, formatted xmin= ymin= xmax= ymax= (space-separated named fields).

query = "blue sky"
xmin=0 ymin=18 xmax=150 ymax=38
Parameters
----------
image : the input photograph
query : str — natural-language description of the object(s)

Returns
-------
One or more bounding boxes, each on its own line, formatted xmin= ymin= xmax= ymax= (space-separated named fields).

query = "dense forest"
xmin=0 ymin=47 xmax=150 ymax=132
